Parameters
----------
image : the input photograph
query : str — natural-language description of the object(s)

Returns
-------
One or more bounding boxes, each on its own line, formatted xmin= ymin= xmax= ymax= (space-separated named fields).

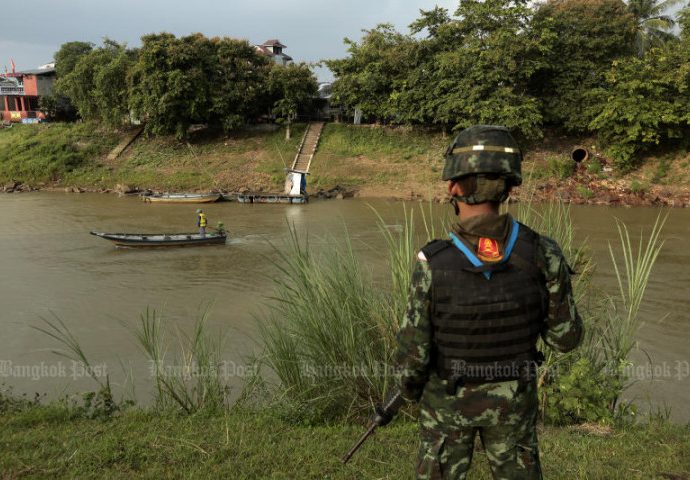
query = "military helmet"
xmin=442 ymin=125 xmax=523 ymax=186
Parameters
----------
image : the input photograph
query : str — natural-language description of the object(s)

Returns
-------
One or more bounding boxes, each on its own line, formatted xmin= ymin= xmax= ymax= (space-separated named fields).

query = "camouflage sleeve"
xmin=538 ymin=236 xmax=584 ymax=353
xmin=394 ymin=256 xmax=433 ymax=402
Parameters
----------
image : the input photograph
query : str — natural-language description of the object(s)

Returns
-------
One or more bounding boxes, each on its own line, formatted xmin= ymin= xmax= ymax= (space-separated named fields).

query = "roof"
xmin=256 ymin=46 xmax=292 ymax=60
xmin=261 ymin=39 xmax=286 ymax=48
xmin=256 ymin=45 xmax=273 ymax=56
xmin=18 ymin=67 xmax=56 ymax=76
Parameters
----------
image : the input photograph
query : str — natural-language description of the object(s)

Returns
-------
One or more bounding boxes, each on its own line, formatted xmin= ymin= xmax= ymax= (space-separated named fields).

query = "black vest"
xmin=422 ymin=222 xmax=547 ymax=384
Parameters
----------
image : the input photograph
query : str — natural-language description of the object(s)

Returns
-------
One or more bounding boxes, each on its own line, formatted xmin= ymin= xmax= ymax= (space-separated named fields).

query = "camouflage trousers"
xmin=415 ymin=408 xmax=542 ymax=480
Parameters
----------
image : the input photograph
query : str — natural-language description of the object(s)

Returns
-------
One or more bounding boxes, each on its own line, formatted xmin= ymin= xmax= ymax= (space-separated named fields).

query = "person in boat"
xmin=393 ymin=125 xmax=583 ymax=479
xmin=197 ymin=209 xmax=207 ymax=237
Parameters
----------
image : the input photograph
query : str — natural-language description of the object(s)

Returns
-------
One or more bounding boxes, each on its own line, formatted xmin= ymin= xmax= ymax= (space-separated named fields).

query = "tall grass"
xmin=34 ymin=308 xmax=231 ymax=415
xmin=259 ymin=226 xmax=393 ymax=421
xmin=32 ymin=313 xmax=117 ymax=416
xmin=606 ymin=214 xmax=667 ymax=360
xmin=318 ymin=123 xmax=445 ymax=158
xmin=258 ymin=208 xmax=449 ymax=421
xmin=132 ymin=308 xmax=229 ymax=414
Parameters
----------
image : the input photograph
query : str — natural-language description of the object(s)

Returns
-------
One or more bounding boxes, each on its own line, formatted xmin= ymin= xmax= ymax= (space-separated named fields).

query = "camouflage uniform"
xmin=395 ymin=213 xmax=583 ymax=480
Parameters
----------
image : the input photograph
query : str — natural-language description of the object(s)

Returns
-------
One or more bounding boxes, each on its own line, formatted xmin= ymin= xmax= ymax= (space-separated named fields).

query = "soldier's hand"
xmin=373 ymin=404 xmax=394 ymax=426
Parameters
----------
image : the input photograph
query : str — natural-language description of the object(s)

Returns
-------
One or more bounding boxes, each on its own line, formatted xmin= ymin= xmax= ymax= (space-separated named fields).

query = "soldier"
xmin=395 ymin=125 xmax=583 ymax=479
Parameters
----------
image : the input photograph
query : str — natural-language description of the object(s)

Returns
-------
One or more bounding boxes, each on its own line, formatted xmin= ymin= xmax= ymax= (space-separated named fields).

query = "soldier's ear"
xmin=448 ymin=181 xmax=462 ymax=196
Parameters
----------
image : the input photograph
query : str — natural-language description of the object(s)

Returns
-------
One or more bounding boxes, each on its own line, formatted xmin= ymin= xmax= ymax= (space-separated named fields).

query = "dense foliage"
xmin=327 ymin=0 xmax=688 ymax=167
xmin=53 ymin=33 xmax=318 ymax=139
xmin=267 ymin=63 xmax=319 ymax=138
xmin=55 ymin=40 xmax=135 ymax=127
xmin=49 ymin=0 xmax=689 ymax=165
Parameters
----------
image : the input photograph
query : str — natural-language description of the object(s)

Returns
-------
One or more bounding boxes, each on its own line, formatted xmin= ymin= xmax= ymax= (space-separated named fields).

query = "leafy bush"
xmin=542 ymin=357 xmax=630 ymax=425
xmin=531 ymin=0 xmax=637 ymax=132
xmin=651 ymin=158 xmax=670 ymax=184
xmin=630 ymin=179 xmax=647 ymax=194
xmin=547 ymin=155 xmax=576 ymax=179
xmin=586 ymin=158 xmax=603 ymax=174
xmin=576 ymin=185 xmax=595 ymax=199
xmin=590 ymin=45 xmax=690 ymax=172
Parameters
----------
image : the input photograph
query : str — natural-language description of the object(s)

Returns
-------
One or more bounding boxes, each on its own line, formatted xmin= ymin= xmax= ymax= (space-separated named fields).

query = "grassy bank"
xmin=3 ymin=122 xmax=688 ymax=203
xmin=1 ymin=403 xmax=688 ymax=479
xmin=0 ymin=123 xmax=120 ymax=187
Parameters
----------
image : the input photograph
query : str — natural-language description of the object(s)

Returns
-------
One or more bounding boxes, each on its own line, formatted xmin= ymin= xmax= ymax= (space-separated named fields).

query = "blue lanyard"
xmin=448 ymin=219 xmax=520 ymax=280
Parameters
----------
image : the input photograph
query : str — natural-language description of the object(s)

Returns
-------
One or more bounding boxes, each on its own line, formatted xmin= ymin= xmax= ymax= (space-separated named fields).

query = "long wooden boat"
xmin=236 ymin=192 xmax=308 ymax=204
xmin=90 ymin=231 xmax=226 ymax=248
xmin=143 ymin=193 xmax=221 ymax=204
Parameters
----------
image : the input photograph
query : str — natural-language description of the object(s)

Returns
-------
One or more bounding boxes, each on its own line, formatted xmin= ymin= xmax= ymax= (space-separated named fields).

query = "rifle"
xmin=341 ymin=391 xmax=404 ymax=464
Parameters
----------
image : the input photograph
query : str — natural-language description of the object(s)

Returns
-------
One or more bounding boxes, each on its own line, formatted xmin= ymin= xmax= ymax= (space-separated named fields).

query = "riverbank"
xmin=1 ymin=122 xmax=690 ymax=206
xmin=1 ymin=401 xmax=688 ymax=479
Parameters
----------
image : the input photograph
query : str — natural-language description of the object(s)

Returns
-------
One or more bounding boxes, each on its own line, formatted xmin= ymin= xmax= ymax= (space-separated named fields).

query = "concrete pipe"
xmin=571 ymin=146 xmax=589 ymax=163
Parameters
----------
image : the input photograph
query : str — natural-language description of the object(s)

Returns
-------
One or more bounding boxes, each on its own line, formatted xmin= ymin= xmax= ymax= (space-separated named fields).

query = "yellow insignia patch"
xmin=477 ymin=237 xmax=503 ymax=262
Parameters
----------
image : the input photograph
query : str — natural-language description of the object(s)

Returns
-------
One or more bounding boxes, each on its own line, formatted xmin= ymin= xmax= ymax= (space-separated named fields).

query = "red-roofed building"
xmin=0 ymin=63 xmax=56 ymax=123
xmin=255 ymin=39 xmax=293 ymax=66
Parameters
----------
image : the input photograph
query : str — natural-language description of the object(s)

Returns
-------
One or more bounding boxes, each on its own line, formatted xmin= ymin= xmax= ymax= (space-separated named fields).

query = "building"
xmin=0 ymin=63 xmax=56 ymax=123
xmin=255 ymin=40 xmax=293 ymax=66
xmin=313 ymin=82 xmax=342 ymax=121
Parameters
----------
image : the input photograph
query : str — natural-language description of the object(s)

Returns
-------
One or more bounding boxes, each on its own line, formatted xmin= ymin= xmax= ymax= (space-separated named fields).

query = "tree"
xmin=531 ymin=0 xmax=637 ymax=132
xmin=267 ymin=63 xmax=318 ymax=139
xmin=590 ymin=43 xmax=690 ymax=169
xmin=396 ymin=0 xmax=553 ymax=138
xmin=54 ymin=39 xmax=135 ymax=126
xmin=129 ymin=33 xmax=217 ymax=138
xmin=627 ymin=0 xmax=684 ymax=55
xmin=209 ymin=38 xmax=270 ymax=132
xmin=409 ymin=6 xmax=452 ymax=38
xmin=325 ymin=25 xmax=416 ymax=124
xmin=129 ymin=33 xmax=270 ymax=138
xmin=93 ymin=42 xmax=137 ymax=126
xmin=54 ymin=41 xmax=94 ymax=78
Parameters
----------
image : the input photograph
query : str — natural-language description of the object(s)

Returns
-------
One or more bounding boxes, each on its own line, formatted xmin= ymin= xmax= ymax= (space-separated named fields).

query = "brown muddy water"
xmin=0 ymin=193 xmax=688 ymax=422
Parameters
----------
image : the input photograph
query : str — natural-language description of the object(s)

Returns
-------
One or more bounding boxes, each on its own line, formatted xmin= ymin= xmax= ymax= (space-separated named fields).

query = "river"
xmin=0 ymin=193 xmax=687 ymax=422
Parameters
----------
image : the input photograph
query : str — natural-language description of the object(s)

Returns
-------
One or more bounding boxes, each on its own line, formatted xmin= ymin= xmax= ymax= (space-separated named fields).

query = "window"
xmin=28 ymin=97 xmax=40 ymax=111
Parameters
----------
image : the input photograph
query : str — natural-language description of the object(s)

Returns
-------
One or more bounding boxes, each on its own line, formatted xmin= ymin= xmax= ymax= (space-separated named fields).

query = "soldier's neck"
xmin=457 ymin=202 xmax=500 ymax=222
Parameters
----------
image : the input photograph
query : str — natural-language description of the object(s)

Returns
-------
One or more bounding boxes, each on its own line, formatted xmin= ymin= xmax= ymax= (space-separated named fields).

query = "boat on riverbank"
xmin=90 ymin=231 xmax=227 ymax=247
xmin=143 ymin=193 xmax=221 ymax=204
xmin=236 ymin=192 xmax=308 ymax=204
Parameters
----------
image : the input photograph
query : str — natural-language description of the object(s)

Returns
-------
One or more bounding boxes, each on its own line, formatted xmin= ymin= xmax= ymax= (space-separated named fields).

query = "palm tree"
xmin=627 ymin=0 xmax=686 ymax=55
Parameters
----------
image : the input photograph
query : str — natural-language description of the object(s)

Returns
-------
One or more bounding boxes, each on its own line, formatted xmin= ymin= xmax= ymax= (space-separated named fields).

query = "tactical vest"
xmin=421 ymin=221 xmax=547 ymax=388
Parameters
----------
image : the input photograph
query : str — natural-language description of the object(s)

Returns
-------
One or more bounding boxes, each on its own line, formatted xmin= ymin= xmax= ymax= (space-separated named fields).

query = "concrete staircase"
xmin=290 ymin=122 xmax=324 ymax=173
xmin=106 ymin=126 xmax=144 ymax=161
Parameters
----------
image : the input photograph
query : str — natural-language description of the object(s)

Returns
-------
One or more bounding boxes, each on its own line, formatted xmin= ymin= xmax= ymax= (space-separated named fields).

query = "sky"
xmin=0 ymin=0 xmax=458 ymax=81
